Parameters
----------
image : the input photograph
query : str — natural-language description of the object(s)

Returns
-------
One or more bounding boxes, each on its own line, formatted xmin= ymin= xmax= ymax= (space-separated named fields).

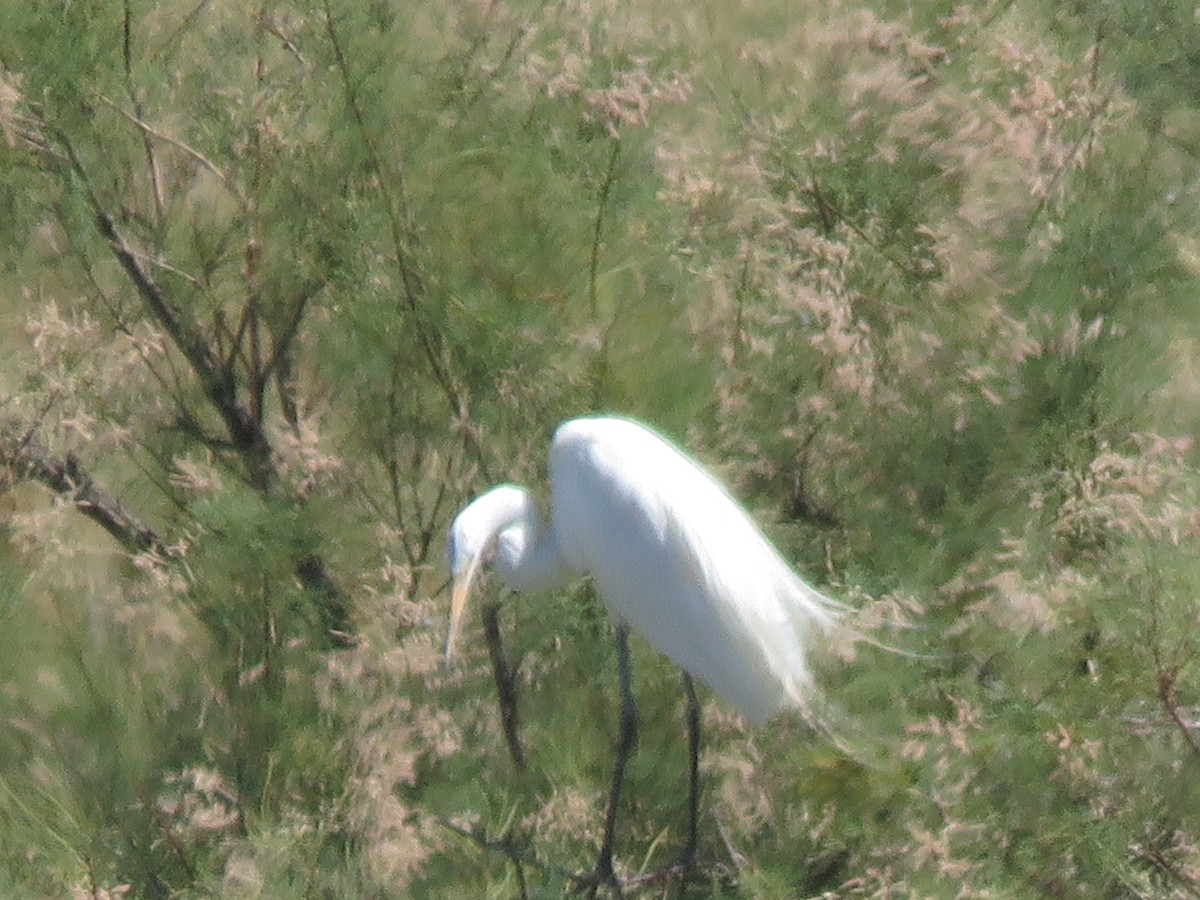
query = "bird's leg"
xmin=681 ymin=670 xmax=701 ymax=870
xmin=575 ymin=623 xmax=636 ymax=897
xmin=481 ymin=600 xmax=527 ymax=776
xmin=601 ymin=623 xmax=638 ymax=879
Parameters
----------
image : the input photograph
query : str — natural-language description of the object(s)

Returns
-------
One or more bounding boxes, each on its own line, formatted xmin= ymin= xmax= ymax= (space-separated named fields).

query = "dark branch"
xmin=92 ymin=206 xmax=272 ymax=486
xmin=1134 ymin=841 xmax=1200 ymax=899
xmin=34 ymin=116 xmax=351 ymax=642
xmin=261 ymin=279 xmax=324 ymax=386
xmin=50 ymin=131 xmax=273 ymax=489
xmin=297 ymin=553 xmax=353 ymax=646
xmin=1 ymin=425 xmax=164 ymax=556
xmin=1 ymin=423 xmax=352 ymax=645
xmin=438 ymin=816 xmax=575 ymax=885
xmin=1157 ymin=669 xmax=1200 ymax=760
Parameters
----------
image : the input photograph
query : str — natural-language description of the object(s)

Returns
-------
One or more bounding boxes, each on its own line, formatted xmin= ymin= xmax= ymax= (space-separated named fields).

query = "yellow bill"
xmin=444 ymin=554 xmax=482 ymax=667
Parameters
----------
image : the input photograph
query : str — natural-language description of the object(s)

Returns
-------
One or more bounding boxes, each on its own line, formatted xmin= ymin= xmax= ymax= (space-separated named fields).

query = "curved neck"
xmin=453 ymin=485 xmax=576 ymax=594
xmin=496 ymin=510 xmax=575 ymax=593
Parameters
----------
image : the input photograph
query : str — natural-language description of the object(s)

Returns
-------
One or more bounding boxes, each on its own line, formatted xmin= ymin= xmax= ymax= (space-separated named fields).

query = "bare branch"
xmin=1157 ymin=668 xmax=1200 ymax=760
xmin=321 ymin=0 xmax=482 ymax=460
xmin=122 ymin=0 xmax=165 ymax=223
xmin=260 ymin=280 xmax=324 ymax=385
xmin=588 ymin=138 xmax=621 ymax=319
xmin=27 ymin=138 xmax=348 ymax=640
xmin=438 ymin=816 xmax=574 ymax=885
xmin=29 ymin=88 xmax=350 ymax=641
xmin=95 ymin=93 xmax=232 ymax=191
xmin=39 ymin=127 xmax=272 ymax=489
xmin=1 ymin=424 xmax=164 ymax=556
xmin=91 ymin=201 xmax=274 ymax=487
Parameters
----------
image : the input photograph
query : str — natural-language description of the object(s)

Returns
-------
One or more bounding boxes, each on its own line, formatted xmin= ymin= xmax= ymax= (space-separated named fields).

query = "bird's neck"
xmin=492 ymin=491 xmax=576 ymax=594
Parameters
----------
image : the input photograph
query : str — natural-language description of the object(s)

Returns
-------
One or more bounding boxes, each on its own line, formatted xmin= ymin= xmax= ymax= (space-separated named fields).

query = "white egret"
xmin=445 ymin=414 xmax=848 ymax=888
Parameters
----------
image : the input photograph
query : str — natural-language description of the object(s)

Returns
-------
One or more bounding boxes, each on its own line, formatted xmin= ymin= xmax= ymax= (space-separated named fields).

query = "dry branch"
xmin=34 ymin=125 xmax=351 ymax=638
xmin=92 ymin=205 xmax=274 ymax=488
xmin=48 ymin=128 xmax=273 ymax=489
xmin=0 ymin=420 xmax=353 ymax=644
xmin=0 ymin=424 xmax=163 ymax=556
xmin=438 ymin=815 xmax=575 ymax=888
xmin=1157 ymin=668 xmax=1200 ymax=760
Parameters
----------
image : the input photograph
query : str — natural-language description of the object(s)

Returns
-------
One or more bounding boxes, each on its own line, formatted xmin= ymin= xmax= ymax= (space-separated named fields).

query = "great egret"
xmin=445 ymin=414 xmax=847 ymax=888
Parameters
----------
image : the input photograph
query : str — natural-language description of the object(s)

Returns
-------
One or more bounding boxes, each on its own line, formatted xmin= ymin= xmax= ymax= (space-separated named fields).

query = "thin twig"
xmin=1147 ymin=583 xmax=1200 ymax=758
xmin=1157 ymin=669 xmax=1200 ymax=759
xmin=1134 ymin=844 xmax=1200 ymax=898
xmin=803 ymin=176 xmax=924 ymax=280
xmin=321 ymin=0 xmax=482 ymax=466
xmin=121 ymin=0 xmax=165 ymax=222
xmin=254 ymin=10 xmax=309 ymax=69
xmin=438 ymin=816 xmax=576 ymax=884
xmin=588 ymin=138 xmax=621 ymax=318
xmin=416 ymin=451 xmax=455 ymax=566
xmin=320 ymin=3 xmax=420 ymax=317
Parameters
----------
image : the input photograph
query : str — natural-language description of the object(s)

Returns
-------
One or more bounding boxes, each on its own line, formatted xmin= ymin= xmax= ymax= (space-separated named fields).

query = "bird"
xmin=444 ymin=414 xmax=849 ymax=889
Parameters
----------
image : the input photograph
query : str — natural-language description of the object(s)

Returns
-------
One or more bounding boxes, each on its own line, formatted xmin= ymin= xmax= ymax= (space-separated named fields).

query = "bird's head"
xmin=445 ymin=485 xmax=534 ymax=665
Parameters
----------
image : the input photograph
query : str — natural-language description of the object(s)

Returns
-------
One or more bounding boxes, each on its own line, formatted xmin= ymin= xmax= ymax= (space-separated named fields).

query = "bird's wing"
xmin=549 ymin=416 xmax=841 ymax=724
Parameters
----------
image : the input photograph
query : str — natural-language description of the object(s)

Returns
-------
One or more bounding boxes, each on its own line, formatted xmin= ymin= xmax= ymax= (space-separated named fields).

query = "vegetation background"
xmin=1 ymin=0 xmax=1199 ymax=896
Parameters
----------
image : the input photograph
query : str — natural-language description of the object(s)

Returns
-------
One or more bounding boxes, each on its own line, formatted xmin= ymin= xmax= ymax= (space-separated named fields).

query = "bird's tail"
xmin=795 ymin=687 xmax=895 ymax=771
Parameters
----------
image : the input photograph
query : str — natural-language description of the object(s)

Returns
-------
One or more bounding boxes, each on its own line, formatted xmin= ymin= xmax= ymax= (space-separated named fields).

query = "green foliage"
xmin=0 ymin=0 xmax=1199 ymax=896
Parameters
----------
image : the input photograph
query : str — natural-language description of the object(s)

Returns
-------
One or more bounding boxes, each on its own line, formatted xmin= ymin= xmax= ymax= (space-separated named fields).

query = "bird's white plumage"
xmin=446 ymin=415 xmax=844 ymax=725
xmin=548 ymin=417 xmax=841 ymax=724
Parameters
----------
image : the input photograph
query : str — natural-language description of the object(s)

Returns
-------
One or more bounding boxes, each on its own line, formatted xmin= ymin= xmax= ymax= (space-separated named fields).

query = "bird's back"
xmin=548 ymin=416 xmax=841 ymax=725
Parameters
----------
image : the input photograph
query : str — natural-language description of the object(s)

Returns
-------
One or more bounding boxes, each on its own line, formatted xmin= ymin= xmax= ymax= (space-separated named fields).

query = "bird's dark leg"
xmin=600 ymin=623 xmax=638 ymax=885
xmin=482 ymin=600 xmax=527 ymax=776
xmin=575 ymin=623 xmax=636 ymax=897
xmin=681 ymin=671 xmax=701 ymax=869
